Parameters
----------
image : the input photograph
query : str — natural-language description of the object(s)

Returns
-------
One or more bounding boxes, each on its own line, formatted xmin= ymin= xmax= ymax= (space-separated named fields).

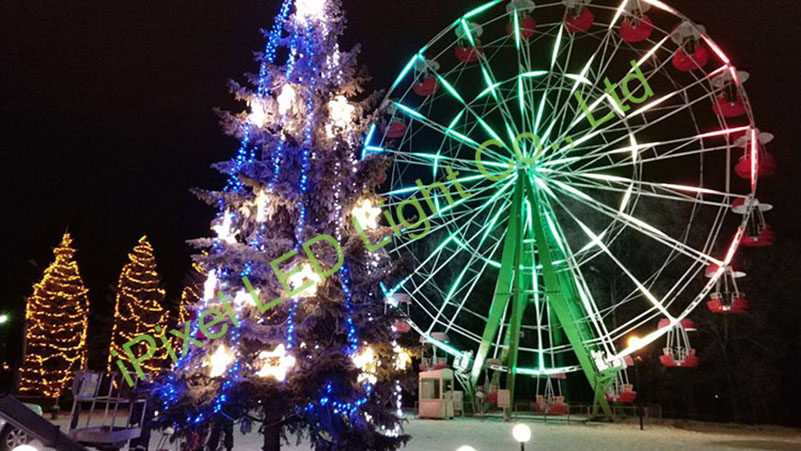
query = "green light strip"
xmin=436 ymin=74 xmax=466 ymax=104
xmin=432 ymin=234 xmax=455 ymax=256
xmin=427 ymin=336 xmax=465 ymax=360
xmin=394 ymin=102 xmax=426 ymax=120
xmin=445 ymin=264 xmax=470 ymax=302
xmin=516 ymin=366 xmax=574 ymax=376
xmin=477 ymin=82 xmax=503 ymax=99
xmin=476 ymin=115 xmax=505 ymax=145
xmin=464 ymin=0 xmax=502 ymax=19
xmin=460 ymin=19 xmax=476 ymax=47
xmin=481 ymin=67 xmax=497 ymax=99
xmin=446 ymin=129 xmax=480 ymax=147
xmin=448 ymin=110 xmax=465 ymax=130
xmin=391 ymin=55 xmax=418 ymax=91
xmin=534 ymin=94 xmax=547 ymax=134
xmin=480 ymin=207 xmax=505 ymax=245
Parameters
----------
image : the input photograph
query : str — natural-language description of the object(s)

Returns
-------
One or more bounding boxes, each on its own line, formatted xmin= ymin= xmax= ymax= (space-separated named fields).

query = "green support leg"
xmin=469 ymin=181 xmax=524 ymax=396
xmin=521 ymin=174 xmax=615 ymax=420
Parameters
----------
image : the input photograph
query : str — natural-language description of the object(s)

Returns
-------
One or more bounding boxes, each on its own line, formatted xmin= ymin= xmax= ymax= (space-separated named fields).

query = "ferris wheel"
xmin=365 ymin=0 xmax=774 ymax=418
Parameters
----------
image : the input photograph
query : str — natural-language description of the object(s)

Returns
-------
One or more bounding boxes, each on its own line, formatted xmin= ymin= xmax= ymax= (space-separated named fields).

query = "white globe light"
xmin=456 ymin=446 xmax=477 ymax=451
xmin=12 ymin=445 xmax=40 ymax=451
xmin=512 ymin=423 xmax=531 ymax=443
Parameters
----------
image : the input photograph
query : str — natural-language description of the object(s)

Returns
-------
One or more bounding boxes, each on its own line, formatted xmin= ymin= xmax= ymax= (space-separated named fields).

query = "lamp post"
xmin=627 ymin=335 xmax=644 ymax=430
xmin=512 ymin=423 xmax=531 ymax=451
xmin=0 ymin=313 xmax=9 ymax=366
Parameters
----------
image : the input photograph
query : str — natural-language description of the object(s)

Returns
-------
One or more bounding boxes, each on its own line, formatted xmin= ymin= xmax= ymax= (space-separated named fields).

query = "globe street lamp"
xmin=512 ymin=423 xmax=531 ymax=451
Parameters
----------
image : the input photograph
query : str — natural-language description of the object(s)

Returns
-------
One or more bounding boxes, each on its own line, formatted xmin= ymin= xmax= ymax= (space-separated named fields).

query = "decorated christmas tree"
xmin=152 ymin=1 xmax=411 ymax=449
xmin=19 ymin=233 xmax=90 ymax=399
xmin=108 ymin=235 xmax=170 ymax=374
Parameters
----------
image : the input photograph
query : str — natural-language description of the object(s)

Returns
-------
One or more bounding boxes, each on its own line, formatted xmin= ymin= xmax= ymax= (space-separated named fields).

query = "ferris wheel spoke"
xmin=441 ymin=238 xmax=507 ymax=334
xmin=387 ymin=177 xmax=514 ymax=261
xmin=548 ymin=94 xmax=725 ymax=175
xmin=569 ymin=141 xmax=730 ymax=175
xmin=541 ymin=177 xmax=723 ymax=267
xmin=413 ymin=207 xmax=514 ymax=336
xmin=538 ymin=183 xmax=676 ymax=321
xmin=390 ymin=101 xmax=514 ymax=165
xmin=534 ymin=189 xmax=616 ymax=353
xmin=544 ymin=9 xmax=637 ymax=147
xmin=544 ymin=170 xmax=743 ymax=208
xmin=547 ymin=64 xmax=728 ymax=165
xmin=543 ymin=124 xmax=749 ymax=173
xmin=559 ymin=34 xmax=674 ymax=140
xmin=414 ymin=55 xmax=525 ymax=161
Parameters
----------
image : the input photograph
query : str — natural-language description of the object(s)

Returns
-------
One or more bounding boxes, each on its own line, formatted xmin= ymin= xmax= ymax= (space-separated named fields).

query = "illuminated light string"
xmin=19 ymin=233 xmax=90 ymax=399
xmin=166 ymin=0 xmax=297 ymax=420
xmin=107 ymin=236 xmax=170 ymax=375
xmin=226 ymin=0 xmax=295 ymax=193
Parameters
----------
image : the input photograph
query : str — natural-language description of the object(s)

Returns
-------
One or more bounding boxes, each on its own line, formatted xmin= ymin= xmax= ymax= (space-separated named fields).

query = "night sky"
xmin=1 ymin=0 xmax=800 ymax=390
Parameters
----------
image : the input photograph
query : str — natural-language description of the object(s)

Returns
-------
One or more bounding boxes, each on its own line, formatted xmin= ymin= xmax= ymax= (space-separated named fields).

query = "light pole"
xmin=0 ymin=313 xmax=9 ymax=365
xmin=512 ymin=423 xmax=531 ymax=451
xmin=627 ymin=335 xmax=644 ymax=430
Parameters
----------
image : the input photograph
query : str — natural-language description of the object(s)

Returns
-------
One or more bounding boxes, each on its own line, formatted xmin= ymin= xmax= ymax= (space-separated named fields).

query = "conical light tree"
xmin=178 ymin=262 xmax=204 ymax=326
xmin=108 ymin=235 xmax=170 ymax=374
xmin=19 ymin=233 xmax=90 ymax=399
xmin=151 ymin=1 xmax=411 ymax=449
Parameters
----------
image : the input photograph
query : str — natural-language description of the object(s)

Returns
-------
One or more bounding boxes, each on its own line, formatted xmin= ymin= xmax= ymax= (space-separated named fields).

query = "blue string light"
xmin=226 ymin=0 xmax=295 ymax=192
xmin=158 ymin=0 xmax=294 ymax=418
xmin=293 ymin=27 xmax=318 ymax=246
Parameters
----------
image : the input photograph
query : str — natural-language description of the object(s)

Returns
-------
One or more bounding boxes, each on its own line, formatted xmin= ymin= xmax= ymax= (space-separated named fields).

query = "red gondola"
xmin=413 ymin=76 xmax=439 ymax=97
xmin=671 ymin=22 xmax=709 ymax=71
xmin=455 ymin=46 xmax=483 ymax=63
xmin=566 ymin=6 xmax=594 ymax=33
xmin=386 ymin=121 xmax=407 ymax=139
xmin=507 ymin=15 xmax=537 ymax=40
xmin=620 ymin=15 xmax=653 ymax=43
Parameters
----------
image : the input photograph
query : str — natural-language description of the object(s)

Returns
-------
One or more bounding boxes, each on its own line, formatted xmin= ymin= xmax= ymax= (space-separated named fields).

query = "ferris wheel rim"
xmin=372 ymin=0 xmax=759 ymax=375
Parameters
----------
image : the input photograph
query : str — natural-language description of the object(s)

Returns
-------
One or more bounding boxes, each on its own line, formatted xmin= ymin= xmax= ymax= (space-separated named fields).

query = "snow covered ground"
xmin=38 ymin=414 xmax=800 ymax=450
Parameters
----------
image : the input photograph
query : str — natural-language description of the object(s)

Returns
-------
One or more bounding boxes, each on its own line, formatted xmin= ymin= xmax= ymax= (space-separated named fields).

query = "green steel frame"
xmin=468 ymin=170 xmax=618 ymax=420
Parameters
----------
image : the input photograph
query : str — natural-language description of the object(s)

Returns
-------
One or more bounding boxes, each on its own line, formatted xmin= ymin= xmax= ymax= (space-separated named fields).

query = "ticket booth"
xmin=418 ymin=368 xmax=455 ymax=419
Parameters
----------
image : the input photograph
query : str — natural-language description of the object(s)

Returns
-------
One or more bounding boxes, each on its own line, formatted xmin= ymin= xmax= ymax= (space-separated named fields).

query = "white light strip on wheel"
xmin=641 ymin=0 xmax=676 ymax=14
xmin=750 ymin=128 xmax=758 ymax=191
xmin=701 ymin=34 xmax=730 ymax=65
xmin=574 ymin=218 xmax=674 ymax=320
xmin=619 ymin=184 xmax=634 ymax=212
xmin=543 ymin=175 xmax=724 ymax=267
xmin=609 ymin=0 xmax=630 ymax=30
xmin=636 ymin=35 xmax=671 ymax=69
xmin=551 ymin=24 xmax=563 ymax=70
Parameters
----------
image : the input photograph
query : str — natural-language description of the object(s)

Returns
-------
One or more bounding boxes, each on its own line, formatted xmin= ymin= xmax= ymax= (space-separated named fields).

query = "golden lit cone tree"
xmin=170 ymin=261 xmax=204 ymax=357
xmin=19 ymin=233 xmax=90 ymax=399
xmin=108 ymin=235 xmax=170 ymax=375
